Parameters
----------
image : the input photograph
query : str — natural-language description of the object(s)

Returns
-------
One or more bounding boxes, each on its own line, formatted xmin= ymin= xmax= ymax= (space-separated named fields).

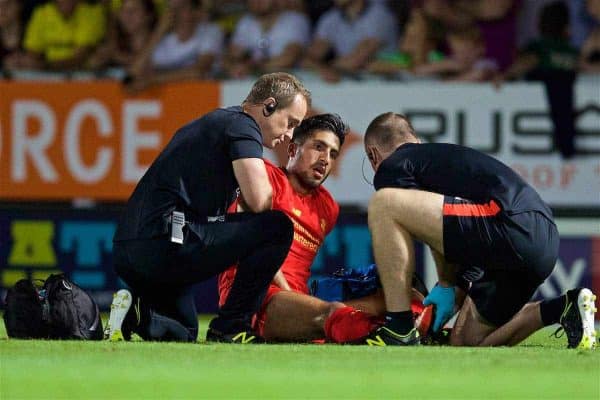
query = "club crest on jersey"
xmin=292 ymin=208 xmax=302 ymax=217
xmin=320 ymin=219 xmax=326 ymax=232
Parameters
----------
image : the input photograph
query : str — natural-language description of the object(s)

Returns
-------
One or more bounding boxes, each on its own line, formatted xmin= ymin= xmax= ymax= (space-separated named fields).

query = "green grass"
xmin=1 ymin=317 xmax=599 ymax=400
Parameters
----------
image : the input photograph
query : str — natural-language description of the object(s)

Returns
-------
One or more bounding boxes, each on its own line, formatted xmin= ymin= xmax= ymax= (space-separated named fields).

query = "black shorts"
xmin=443 ymin=196 xmax=559 ymax=326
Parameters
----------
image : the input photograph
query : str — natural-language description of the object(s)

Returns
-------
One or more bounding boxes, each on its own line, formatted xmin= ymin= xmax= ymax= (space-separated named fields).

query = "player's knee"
xmin=326 ymin=301 xmax=346 ymax=317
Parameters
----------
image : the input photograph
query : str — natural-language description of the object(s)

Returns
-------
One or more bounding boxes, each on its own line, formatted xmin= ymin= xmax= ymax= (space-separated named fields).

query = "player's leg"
xmin=477 ymin=301 xmax=545 ymax=346
xmin=450 ymin=208 xmax=592 ymax=349
xmin=452 ymin=286 xmax=598 ymax=348
xmin=481 ymin=289 xmax=597 ymax=348
xmin=145 ymin=210 xmax=293 ymax=338
xmin=450 ymin=266 xmax=543 ymax=346
xmin=260 ymin=291 xmax=344 ymax=341
xmin=196 ymin=212 xmax=294 ymax=340
xmin=449 ymin=296 xmax=495 ymax=346
xmin=260 ymin=286 xmax=430 ymax=343
xmin=259 ymin=290 xmax=381 ymax=343
xmin=366 ymin=188 xmax=444 ymax=344
xmin=344 ymin=287 xmax=426 ymax=316
xmin=344 ymin=289 xmax=386 ymax=316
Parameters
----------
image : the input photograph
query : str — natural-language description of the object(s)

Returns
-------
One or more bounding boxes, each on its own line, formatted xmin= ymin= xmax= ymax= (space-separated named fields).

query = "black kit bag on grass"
xmin=3 ymin=274 xmax=103 ymax=340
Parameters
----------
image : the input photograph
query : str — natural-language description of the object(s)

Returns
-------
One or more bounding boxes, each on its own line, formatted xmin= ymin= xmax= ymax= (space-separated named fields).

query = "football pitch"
xmin=1 ymin=316 xmax=598 ymax=400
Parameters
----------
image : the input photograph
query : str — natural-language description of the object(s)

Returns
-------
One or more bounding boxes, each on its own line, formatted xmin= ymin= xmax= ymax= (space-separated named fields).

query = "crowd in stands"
xmin=0 ymin=0 xmax=599 ymax=85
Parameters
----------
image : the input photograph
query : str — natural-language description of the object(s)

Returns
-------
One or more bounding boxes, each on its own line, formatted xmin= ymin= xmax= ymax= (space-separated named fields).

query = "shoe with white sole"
xmin=104 ymin=289 xmax=133 ymax=342
xmin=365 ymin=326 xmax=420 ymax=346
xmin=558 ymin=288 xmax=597 ymax=350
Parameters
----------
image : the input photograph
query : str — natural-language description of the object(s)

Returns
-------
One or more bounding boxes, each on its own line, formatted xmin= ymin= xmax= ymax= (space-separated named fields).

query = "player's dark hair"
xmin=292 ymin=113 xmax=348 ymax=147
xmin=244 ymin=72 xmax=312 ymax=109
xmin=539 ymin=1 xmax=569 ymax=39
xmin=364 ymin=112 xmax=418 ymax=148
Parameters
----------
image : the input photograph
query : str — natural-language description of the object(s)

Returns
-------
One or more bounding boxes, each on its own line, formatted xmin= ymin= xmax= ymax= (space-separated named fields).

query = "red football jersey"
xmin=218 ymin=159 xmax=339 ymax=306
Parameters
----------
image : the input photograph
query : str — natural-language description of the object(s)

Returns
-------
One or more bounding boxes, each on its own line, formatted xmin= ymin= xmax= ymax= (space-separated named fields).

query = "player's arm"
xmin=232 ymin=158 xmax=273 ymax=213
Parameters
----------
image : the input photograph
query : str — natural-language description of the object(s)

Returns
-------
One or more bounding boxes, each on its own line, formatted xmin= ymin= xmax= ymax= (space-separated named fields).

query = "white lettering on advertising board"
xmin=8 ymin=99 xmax=162 ymax=185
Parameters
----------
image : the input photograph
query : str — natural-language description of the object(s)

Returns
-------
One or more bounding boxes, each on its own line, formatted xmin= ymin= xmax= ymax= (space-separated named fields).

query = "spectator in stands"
xmin=580 ymin=0 xmax=600 ymax=73
xmin=419 ymin=0 xmax=471 ymax=31
xmin=303 ymin=0 xmax=334 ymax=25
xmin=126 ymin=0 xmax=224 ymax=91
xmin=499 ymin=1 xmax=579 ymax=158
xmin=421 ymin=0 xmax=521 ymax=72
xmin=88 ymin=0 xmax=158 ymax=71
xmin=222 ymin=0 xmax=310 ymax=79
xmin=367 ymin=9 xmax=444 ymax=77
xmin=516 ymin=0 xmax=556 ymax=50
xmin=414 ymin=25 xmax=497 ymax=81
xmin=20 ymin=1 xmax=46 ymax=26
xmin=20 ymin=0 xmax=106 ymax=71
xmin=463 ymin=0 xmax=521 ymax=72
xmin=302 ymin=0 xmax=398 ymax=82
xmin=209 ymin=0 xmax=246 ymax=38
xmin=0 ymin=0 xmax=28 ymax=74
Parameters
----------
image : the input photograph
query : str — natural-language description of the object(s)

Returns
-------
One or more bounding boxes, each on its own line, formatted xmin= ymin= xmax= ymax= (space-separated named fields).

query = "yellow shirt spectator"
xmin=24 ymin=2 xmax=106 ymax=63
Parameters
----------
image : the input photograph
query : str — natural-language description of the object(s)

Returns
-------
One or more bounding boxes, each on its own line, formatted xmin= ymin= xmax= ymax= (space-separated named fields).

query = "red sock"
xmin=324 ymin=306 xmax=383 ymax=343
xmin=411 ymin=299 xmax=435 ymax=337
xmin=411 ymin=298 xmax=424 ymax=317
xmin=325 ymin=300 xmax=430 ymax=343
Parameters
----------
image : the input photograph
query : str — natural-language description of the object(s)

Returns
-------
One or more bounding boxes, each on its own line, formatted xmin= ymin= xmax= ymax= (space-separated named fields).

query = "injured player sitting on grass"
xmin=217 ymin=113 xmax=431 ymax=343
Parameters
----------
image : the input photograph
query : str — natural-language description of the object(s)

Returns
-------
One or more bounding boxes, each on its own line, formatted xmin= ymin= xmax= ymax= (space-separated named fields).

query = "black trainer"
xmin=557 ymin=288 xmax=597 ymax=349
xmin=206 ymin=327 xmax=265 ymax=344
xmin=365 ymin=326 xmax=420 ymax=346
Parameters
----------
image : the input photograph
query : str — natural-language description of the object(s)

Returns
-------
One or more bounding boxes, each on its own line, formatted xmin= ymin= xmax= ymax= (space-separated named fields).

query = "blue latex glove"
xmin=423 ymin=284 xmax=455 ymax=332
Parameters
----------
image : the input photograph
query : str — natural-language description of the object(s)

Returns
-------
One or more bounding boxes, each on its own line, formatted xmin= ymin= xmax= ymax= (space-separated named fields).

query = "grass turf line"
xmin=1 ymin=316 xmax=598 ymax=399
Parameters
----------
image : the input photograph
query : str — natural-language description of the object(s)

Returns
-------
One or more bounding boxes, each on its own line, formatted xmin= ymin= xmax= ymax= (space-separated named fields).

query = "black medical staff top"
xmin=114 ymin=106 xmax=263 ymax=241
xmin=373 ymin=143 xmax=554 ymax=221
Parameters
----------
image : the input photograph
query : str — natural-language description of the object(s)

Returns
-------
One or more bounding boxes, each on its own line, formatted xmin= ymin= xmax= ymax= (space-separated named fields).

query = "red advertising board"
xmin=0 ymin=81 xmax=220 ymax=200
